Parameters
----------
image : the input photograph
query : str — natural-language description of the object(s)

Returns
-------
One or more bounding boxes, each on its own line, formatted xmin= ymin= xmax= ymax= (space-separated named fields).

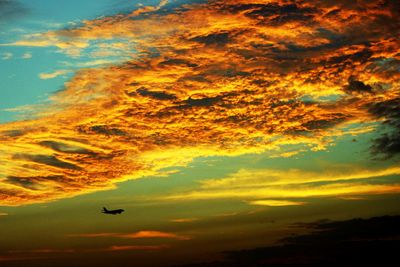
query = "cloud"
xmin=135 ymin=87 xmax=177 ymax=101
xmin=163 ymin=166 xmax=400 ymax=202
xmin=21 ymin=52 xmax=32 ymax=59
xmin=104 ymin=245 xmax=168 ymax=251
xmin=13 ymin=153 xmax=81 ymax=170
xmin=70 ymin=230 xmax=189 ymax=240
xmin=69 ymin=59 xmax=120 ymax=68
xmin=129 ymin=0 xmax=168 ymax=17
xmin=39 ymin=70 xmax=70 ymax=80
xmin=174 ymin=215 xmax=400 ymax=266
xmin=38 ymin=140 xmax=94 ymax=155
xmin=368 ymin=97 xmax=400 ymax=158
xmin=0 ymin=255 xmax=43 ymax=262
xmin=248 ymin=200 xmax=305 ymax=206
xmin=344 ymin=78 xmax=373 ymax=94
xmin=171 ymin=218 xmax=198 ymax=223
xmin=0 ymin=0 xmax=399 ymax=205
xmin=1 ymin=52 xmax=12 ymax=60
xmin=0 ymin=0 xmax=27 ymax=24
xmin=0 ymin=245 xmax=168 ymax=262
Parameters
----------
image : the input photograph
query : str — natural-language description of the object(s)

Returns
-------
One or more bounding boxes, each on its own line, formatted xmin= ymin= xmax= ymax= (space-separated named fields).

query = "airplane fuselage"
xmin=102 ymin=208 xmax=124 ymax=215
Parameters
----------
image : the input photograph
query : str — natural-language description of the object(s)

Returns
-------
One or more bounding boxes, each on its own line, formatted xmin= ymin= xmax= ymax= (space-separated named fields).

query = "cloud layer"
xmin=0 ymin=0 xmax=399 ymax=205
xmin=174 ymin=215 xmax=400 ymax=266
xmin=162 ymin=166 xmax=400 ymax=202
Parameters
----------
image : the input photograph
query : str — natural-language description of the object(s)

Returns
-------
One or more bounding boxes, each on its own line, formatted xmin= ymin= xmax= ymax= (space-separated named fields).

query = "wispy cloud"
xmin=39 ymin=69 xmax=70 ymax=79
xmin=162 ymin=166 xmax=400 ymax=203
xmin=129 ymin=0 xmax=168 ymax=17
xmin=1 ymin=52 xmax=12 ymax=60
xmin=21 ymin=52 xmax=32 ymax=59
xmin=70 ymin=230 xmax=190 ymax=240
xmin=170 ymin=218 xmax=198 ymax=223
xmin=104 ymin=245 xmax=168 ymax=251
xmin=61 ymin=59 xmax=120 ymax=68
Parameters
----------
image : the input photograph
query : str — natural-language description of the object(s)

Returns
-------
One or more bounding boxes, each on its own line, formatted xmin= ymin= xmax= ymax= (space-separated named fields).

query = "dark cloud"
xmin=371 ymin=133 xmax=400 ymax=159
xmin=0 ymin=129 xmax=25 ymax=138
xmin=325 ymin=48 xmax=373 ymax=65
xmin=13 ymin=154 xmax=81 ymax=170
xmin=90 ymin=125 xmax=126 ymax=136
xmin=227 ymin=3 xmax=316 ymax=25
xmin=367 ymin=58 xmax=400 ymax=78
xmin=301 ymin=116 xmax=347 ymax=131
xmin=38 ymin=141 xmax=94 ymax=155
xmin=77 ymin=125 xmax=127 ymax=136
xmin=175 ymin=215 xmax=400 ymax=266
xmin=369 ymin=98 xmax=400 ymax=124
xmin=190 ymin=32 xmax=231 ymax=46
xmin=6 ymin=176 xmax=39 ymax=190
xmin=134 ymin=87 xmax=177 ymax=101
xmin=283 ymin=215 xmax=400 ymax=244
xmin=178 ymin=96 xmax=224 ymax=108
xmin=178 ymin=74 xmax=210 ymax=83
xmin=5 ymin=175 xmax=68 ymax=191
xmin=344 ymin=78 xmax=373 ymax=94
xmin=368 ymin=98 xmax=400 ymax=158
xmin=158 ymin=58 xmax=198 ymax=68
xmin=0 ymin=0 xmax=27 ymax=24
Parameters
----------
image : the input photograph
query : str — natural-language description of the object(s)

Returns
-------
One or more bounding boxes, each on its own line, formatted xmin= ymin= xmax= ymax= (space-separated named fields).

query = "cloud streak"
xmin=162 ymin=166 xmax=400 ymax=203
xmin=39 ymin=70 xmax=70 ymax=80
xmin=70 ymin=230 xmax=190 ymax=240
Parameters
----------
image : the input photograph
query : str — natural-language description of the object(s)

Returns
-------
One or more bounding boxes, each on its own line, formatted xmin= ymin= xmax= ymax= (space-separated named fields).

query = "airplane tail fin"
xmin=103 ymin=207 xmax=108 ymax=212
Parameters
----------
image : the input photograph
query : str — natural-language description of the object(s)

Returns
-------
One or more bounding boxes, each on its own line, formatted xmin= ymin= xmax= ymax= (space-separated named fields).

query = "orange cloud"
xmin=0 ymin=0 xmax=399 ymax=205
xmin=104 ymin=245 xmax=168 ymax=252
xmin=122 ymin=231 xmax=190 ymax=240
xmin=70 ymin=231 xmax=190 ymax=240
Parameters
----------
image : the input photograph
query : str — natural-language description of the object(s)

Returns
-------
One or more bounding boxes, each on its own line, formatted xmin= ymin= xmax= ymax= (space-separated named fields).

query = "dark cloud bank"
xmin=0 ymin=0 xmax=27 ymax=24
xmin=175 ymin=215 xmax=400 ymax=266
xmin=368 ymin=98 xmax=400 ymax=159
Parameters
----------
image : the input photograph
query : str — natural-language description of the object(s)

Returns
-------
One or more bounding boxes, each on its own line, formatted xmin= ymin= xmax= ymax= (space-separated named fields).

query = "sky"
xmin=0 ymin=0 xmax=399 ymax=266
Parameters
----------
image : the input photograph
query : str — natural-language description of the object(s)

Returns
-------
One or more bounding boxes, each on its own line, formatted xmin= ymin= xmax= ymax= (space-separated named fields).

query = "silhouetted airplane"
xmin=102 ymin=207 xmax=124 ymax=215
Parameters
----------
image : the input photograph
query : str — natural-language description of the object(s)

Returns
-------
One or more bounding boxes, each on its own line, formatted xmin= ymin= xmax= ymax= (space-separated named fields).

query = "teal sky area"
xmin=0 ymin=0 xmax=156 ymax=122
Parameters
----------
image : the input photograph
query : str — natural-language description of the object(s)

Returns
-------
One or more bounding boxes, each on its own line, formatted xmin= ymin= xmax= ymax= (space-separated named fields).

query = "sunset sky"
xmin=0 ymin=0 xmax=399 ymax=266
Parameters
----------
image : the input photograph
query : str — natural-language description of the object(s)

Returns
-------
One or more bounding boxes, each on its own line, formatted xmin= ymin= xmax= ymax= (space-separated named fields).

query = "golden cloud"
xmin=0 ymin=0 xmax=399 ymax=205
xmin=248 ymin=200 xmax=306 ymax=206
xmin=162 ymin=166 xmax=400 ymax=202
xmin=39 ymin=70 xmax=70 ymax=80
